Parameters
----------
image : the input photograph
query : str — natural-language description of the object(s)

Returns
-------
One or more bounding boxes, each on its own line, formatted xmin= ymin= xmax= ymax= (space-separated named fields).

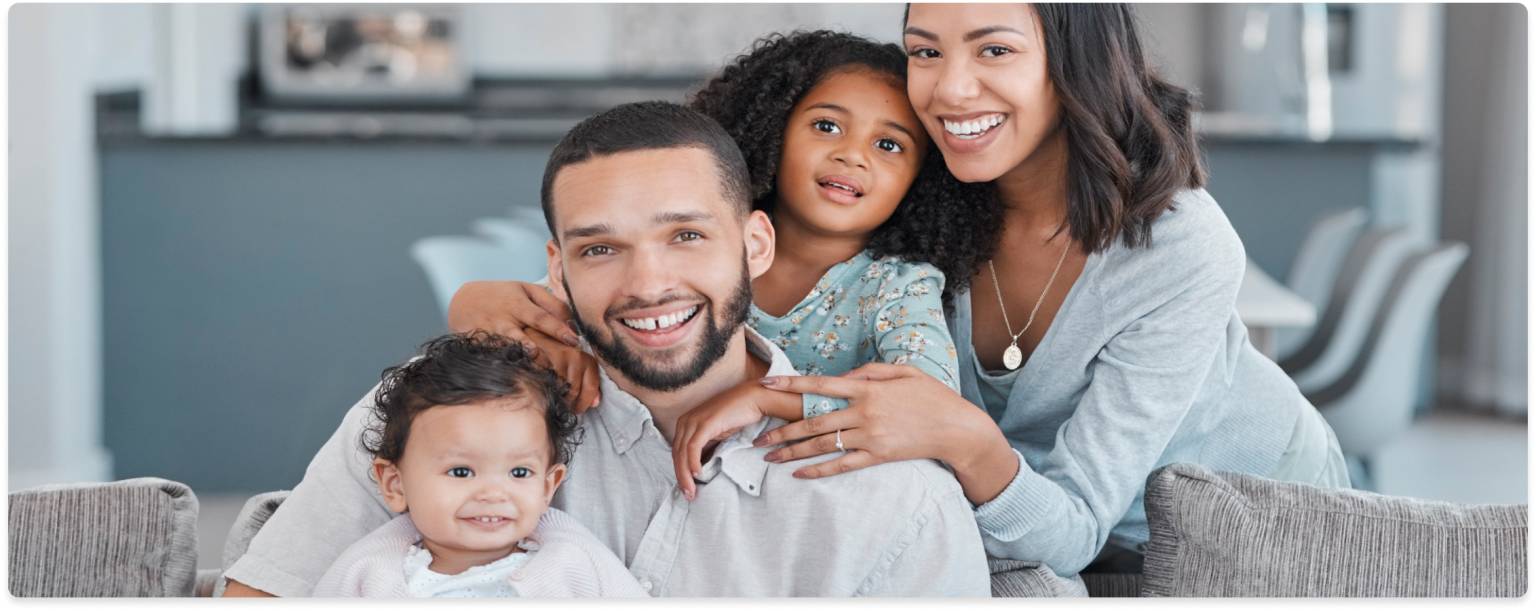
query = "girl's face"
xmin=903 ymin=3 xmax=1061 ymax=183
xmin=774 ymin=68 xmax=928 ymax=239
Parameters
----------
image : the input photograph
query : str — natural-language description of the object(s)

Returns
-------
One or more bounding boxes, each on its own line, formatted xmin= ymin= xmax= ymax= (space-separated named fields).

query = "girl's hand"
xmin=750 ymin=363 xmax=1018 ymax=503
xmin=447 ymin=280 xmax=580 ymax=348
xmin=672 ymin=382 xmax=803 ymax=501
xmin=524 ymin=329 xmax=602 ymax=413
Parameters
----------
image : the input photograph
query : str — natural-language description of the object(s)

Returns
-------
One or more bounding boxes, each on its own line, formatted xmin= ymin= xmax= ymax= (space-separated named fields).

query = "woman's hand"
xmin=751 ymin=363 xmax=1020 ymax=504
xmin=447 ymin=280 xmax=580 ymax=348
xmin=672 ymin=381 xmax=802 ymax=501
xmin=524 ymin=329 xmax=602 ymax=413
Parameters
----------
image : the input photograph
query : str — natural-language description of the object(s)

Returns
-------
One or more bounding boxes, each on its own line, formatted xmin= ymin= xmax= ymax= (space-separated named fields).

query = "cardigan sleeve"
xmin=972 ymin=212 xmax=1247 ymax=576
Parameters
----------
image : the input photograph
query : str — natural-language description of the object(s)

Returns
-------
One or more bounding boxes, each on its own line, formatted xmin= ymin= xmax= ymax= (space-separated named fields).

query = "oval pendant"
xmin=1003 ymin=344 xmax=1023 ymax=370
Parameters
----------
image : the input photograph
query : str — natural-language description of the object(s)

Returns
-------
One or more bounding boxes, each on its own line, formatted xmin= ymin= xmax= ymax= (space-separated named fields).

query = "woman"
xmin=449 ymin=4 xmax=1349 ymax=577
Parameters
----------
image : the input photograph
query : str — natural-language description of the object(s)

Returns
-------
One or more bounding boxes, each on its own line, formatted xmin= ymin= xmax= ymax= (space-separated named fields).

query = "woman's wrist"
xmin=945 ymin=411 xmax=1019 ymax=506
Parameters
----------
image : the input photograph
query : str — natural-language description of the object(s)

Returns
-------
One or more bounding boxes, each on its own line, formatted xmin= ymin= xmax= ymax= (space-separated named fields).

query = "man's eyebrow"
xmin=562 ymin=222 xmax=613 ymax=240
xmin=653 ymin=211 xmax=715 ymax=225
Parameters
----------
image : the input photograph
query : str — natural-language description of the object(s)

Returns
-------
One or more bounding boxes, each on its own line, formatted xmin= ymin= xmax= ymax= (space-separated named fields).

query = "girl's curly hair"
xmin=688 ymin=30 xmax=1001 ymax=307
xmin=363 ymin=332 xmax=582 ymax=467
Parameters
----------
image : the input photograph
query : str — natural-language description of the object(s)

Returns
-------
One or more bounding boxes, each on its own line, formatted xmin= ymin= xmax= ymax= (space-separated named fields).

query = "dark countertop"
xmin=97 ymin=77 xmax=1429 ymax=150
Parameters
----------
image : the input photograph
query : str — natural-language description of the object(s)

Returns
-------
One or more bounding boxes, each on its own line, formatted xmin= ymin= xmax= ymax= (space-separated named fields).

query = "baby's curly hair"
xmin=688 ymin=30 xmax=1002 ymax=306
xmin=362 ymin=332 xmax=582 ymax=467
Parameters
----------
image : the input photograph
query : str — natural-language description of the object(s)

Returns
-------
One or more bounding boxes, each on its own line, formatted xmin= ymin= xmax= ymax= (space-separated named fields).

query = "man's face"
xmin=546 ymin=147 xmax=773 ymax=392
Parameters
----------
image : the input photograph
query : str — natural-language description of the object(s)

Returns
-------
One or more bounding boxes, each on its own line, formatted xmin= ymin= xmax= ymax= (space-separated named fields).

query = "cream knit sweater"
xmin=311 ymin=508 xmax=648 ymax=598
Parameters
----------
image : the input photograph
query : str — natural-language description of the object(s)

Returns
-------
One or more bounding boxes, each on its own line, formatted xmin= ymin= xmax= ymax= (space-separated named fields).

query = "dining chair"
xmin=1305 ymin=242 xmax=1469 ymax=489
xmin=409 ymin=236 xmax=547 ymax=319
xmin=1275 ymin=207 xmax=1369 ymax=360
xmin=1281 ymin=228 xmax=1420 ymax=395
xmin=472 ymin=216 xmax=551 ymax=249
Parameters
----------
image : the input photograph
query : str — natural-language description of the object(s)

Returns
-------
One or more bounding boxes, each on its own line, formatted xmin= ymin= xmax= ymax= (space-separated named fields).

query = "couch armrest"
xmin=988 ymin=558 xmax=1087 ymax=597
xmin=211 ymin=490 xmax=290 ymax=597
xmin=8 ymin=478 xmax=199 ymax=597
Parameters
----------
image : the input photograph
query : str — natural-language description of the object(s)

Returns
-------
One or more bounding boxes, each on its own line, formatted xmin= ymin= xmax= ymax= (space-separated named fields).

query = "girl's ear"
xmin=543 ymin=463 xmax=568 ymax=503
xmin=373 ymin=458 xmax=409 ymax=514
xmin=744 ymin=210 xmax=776 ymax=281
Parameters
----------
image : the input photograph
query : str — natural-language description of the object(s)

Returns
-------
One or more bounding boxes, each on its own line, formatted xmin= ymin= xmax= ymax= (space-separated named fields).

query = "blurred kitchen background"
xmin=9 ymin=3 xmax=1527 ymax=567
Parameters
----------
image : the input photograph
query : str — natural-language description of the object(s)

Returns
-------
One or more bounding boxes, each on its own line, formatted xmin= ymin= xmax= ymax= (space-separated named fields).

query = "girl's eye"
xmin=510 ymin=467 xmax=532 ymax=478
xmin=813 ymin=119 xmax=841 ymax=134
xmin=676 ymin=230 xmax=703 ymax=242
xmin=581 ymin=245 xmax=614 ymax=257
xmin=980 ymin=45 xmax=1013 ymax=58
xmin=908 ymin=47 xmax=941 ymax=60
xmin=876 ymin=138 xmax=904 ymax=154
xmin=448 ymin=467 xmax=473 ymax=478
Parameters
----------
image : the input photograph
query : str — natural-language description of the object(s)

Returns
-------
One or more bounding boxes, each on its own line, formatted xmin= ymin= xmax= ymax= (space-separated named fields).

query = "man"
xmin=224 ymin=102 xmax=990 ymax=597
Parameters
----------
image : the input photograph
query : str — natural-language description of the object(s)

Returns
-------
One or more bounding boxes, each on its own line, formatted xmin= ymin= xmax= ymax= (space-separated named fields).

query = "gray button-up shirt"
xmin=226 ymin=330 xmax=990 ymax=597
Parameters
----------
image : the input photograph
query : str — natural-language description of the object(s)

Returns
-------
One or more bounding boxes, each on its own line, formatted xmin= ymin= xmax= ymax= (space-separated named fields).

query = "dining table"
xmin=1236 ymin=259 xmax=1317 ymax=358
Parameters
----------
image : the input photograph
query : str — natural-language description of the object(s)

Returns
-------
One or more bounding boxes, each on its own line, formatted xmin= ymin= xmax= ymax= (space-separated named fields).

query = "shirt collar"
xmin=590 ymin=328 xmax=800 ymax=495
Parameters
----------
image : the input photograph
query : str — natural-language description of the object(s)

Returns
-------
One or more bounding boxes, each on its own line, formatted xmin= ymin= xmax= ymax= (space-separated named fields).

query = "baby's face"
xmin=376 ymin=398 xmax=566 ymax=565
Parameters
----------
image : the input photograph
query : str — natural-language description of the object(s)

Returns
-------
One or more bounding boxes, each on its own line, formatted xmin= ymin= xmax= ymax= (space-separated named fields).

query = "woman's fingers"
xmin=753 ymin=409 xmax=859 ymax=448
xmin=792 ymin=450 xmax=879 ymax=479
xmin=763 ymin=427 xmax=858 ymax=463
xmin=758 ymin=374 xmax=865 ymax=399
xmin=520 ymin=284 xmax=580 ymax=346
xmin=574 ymin=354 xmax=602 ymax=412
xmin=843 ymin=362 xmax=913 ymax=381
xmin=671 ymin=425 xmax=698 ymax=500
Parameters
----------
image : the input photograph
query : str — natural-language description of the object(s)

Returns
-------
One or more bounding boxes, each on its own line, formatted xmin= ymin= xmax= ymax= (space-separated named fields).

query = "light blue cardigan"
xmin=953 ymin=188 xmax=1318 ymax=576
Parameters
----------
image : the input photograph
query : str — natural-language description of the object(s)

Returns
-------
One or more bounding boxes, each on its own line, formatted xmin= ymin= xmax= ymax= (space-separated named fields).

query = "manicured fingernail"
xmin=752 ymin=435 xmax=767 ymax=447
xmin=764 ymin=451 xmax=780 ymax=462
xmin=562 ymin=332 xmax=581 ymax=346
xmin=792 ymin=470 xmax=807 ymax=479
xmin=760 ymin=377 xmax=782 ymax=387
xmin=591 ymin=395 xmax=601 ymax=408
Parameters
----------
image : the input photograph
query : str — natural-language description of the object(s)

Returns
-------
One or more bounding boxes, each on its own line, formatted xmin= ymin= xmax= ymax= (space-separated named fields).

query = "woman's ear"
xmin=373 ymin=458 xmax=409 ymax=514
xmin=543 ymin=463 xmax=568 ymax=503
xmin=744 ymin=210 xmax=776 ymax=281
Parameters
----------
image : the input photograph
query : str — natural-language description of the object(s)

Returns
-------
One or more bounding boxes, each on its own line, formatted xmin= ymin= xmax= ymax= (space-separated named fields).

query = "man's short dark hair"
xmin=539 ymin=101 xmax=752 ymax=238
xmin=363 ymin=331 xmax=581 ymax=466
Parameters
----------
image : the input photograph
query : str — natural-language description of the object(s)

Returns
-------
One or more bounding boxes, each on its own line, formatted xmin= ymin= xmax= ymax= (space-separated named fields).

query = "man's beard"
xmin=563 ymin=258 xmax=752 ymax=392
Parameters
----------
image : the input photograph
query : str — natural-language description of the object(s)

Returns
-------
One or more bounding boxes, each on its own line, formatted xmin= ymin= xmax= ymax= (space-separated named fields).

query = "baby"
xmin=312 ymin=332 xmax=645 ymax=598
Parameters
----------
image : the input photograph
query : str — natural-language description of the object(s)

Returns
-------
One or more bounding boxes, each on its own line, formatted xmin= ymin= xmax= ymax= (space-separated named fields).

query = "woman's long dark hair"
xmin=1034 ymin=4 xmax=1207 ymax=252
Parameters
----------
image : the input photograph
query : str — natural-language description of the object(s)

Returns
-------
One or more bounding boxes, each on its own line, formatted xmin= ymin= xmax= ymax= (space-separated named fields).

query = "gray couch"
xmin=9 ymin=464 xmax=1527 ymax=598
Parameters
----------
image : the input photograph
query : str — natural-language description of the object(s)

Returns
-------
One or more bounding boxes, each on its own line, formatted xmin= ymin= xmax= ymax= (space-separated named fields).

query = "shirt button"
xmin=640 ymin=579 xmax=653 ymax=592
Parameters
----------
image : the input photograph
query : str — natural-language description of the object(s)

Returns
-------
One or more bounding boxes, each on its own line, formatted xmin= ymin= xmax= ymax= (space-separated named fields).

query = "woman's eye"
xmin=510 ymin=467 xmax=532 ymax=478
xmin=581 ymin=245 xmax=613 ymax=257
xmin=980 ymin=45 xmax=1013 ymax=58
xmin=813 ymin=119 xmax=841 ymax=134
xmin=675 ymin=230 xmax=703 ymax=242
xmin=876 ymin=138 xmax=904 ymax=153
xmin=908 ymin=47 xmax=941 ymax=60
xmin=448 ymin=467 xmax=473 ymax=478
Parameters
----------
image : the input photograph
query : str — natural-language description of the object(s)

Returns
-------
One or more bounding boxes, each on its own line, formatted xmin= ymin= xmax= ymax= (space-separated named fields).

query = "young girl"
xmin=311 ymin=333 xmax=646 ymax=598
xmin=445 ymin=31 xmax=999 ymax=497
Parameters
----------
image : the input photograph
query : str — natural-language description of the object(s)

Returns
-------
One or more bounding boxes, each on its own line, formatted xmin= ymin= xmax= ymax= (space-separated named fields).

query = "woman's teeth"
xmin=622 ymin=305 xmax=699 ymax=331
xmin=943 ymin=114 xmax=1007 ymax=139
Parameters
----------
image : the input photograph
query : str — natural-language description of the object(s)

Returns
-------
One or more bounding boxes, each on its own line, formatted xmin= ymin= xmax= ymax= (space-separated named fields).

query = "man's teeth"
xmin=943 ymin=114 xmax=1007 ymax=138
xmin=622 ymin=305 xmax=699 ymax=331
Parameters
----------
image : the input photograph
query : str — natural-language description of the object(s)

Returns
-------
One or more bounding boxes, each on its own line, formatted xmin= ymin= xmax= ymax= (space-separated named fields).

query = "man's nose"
xmin=622 ymin=245 xmax=680 ymax=301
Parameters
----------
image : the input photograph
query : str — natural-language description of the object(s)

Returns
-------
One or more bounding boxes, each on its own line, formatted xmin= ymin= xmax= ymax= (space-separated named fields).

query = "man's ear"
xmin=373 ymin=458 xmax=409 ymax=514
xmin=543 ymin=463 xmax=568 ymax=503
xmin=744 ymin=210 xmax=775 ymax=281
xmin=546 ymin=239 xmax=564 ymax=291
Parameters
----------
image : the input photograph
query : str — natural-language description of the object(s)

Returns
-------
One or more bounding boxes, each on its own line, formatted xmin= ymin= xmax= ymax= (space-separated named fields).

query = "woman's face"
xmin=775 ymin=68 xmax=928 ymax=238
xmin=903 ymin=3 xmax=1061 ymax=183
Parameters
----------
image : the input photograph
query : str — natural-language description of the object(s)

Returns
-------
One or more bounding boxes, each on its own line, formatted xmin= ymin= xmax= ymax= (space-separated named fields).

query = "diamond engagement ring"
xmin=834 ymin=429 xmax=845 ymax=452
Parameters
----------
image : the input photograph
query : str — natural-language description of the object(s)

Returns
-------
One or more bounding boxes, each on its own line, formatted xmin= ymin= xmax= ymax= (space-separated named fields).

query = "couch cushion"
xmin=8 ymin=478 xmax=199 ymax=597
xmin=1142 ymin=463 xmax=1527 ymax=597
xmin=988 ymin=558 xmax=1087 ymax=597
xmin=211 ymin=490 xmax=289 ymax=596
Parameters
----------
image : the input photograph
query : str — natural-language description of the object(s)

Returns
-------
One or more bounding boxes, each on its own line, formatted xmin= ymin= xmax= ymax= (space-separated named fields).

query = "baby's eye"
xmin=980 ymin=45 xmax=1013 ymax=58
xmin=510 ymin=467 xmax=533 ymax=479
xmin=813 ymin=119 xmax=842 ymax=134
xmin=448 ymin=467 xmax=473 ymax=478
xmin=876 ymin=138 xmax=904 ymax=153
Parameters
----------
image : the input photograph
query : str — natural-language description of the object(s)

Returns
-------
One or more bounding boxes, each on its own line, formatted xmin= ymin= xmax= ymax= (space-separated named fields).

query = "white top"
xmin=403 ymin=545 xmax=530 ymax=598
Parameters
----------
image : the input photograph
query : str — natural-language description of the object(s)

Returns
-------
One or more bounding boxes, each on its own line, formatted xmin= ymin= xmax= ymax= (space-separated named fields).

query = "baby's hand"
xmin=670 ymin=383 xmax=770 ymax=501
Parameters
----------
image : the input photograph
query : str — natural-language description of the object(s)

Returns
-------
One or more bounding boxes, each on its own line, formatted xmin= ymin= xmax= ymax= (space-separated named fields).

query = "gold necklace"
xmin=987 ymin=238 xmax=1072 ymax=370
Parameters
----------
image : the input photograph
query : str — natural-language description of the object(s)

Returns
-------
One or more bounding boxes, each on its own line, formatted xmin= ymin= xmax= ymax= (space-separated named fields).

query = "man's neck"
xmin=607 ymin=330 xmax=771 ymax=441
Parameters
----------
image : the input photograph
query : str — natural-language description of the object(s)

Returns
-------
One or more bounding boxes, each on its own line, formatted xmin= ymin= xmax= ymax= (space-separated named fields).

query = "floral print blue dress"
xmin=748 ymin=250 xmax=961 ymax=419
